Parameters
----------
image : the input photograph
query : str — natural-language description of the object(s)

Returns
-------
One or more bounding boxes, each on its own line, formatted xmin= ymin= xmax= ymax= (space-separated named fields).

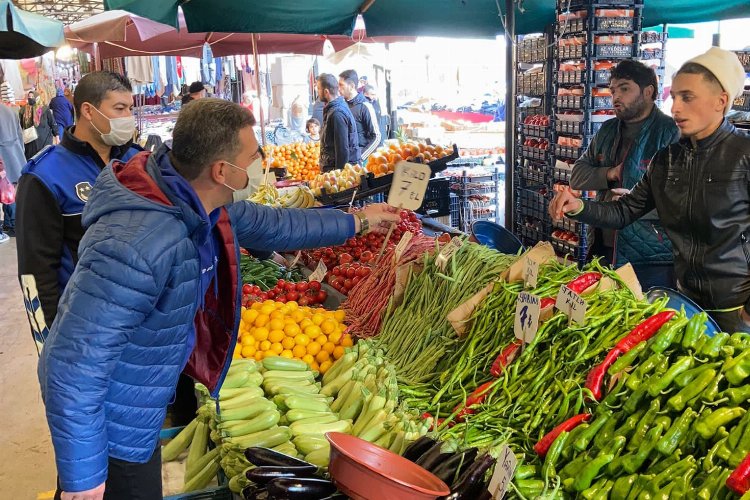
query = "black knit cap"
xmin=188 ymin=81 xmax=205 ymax=93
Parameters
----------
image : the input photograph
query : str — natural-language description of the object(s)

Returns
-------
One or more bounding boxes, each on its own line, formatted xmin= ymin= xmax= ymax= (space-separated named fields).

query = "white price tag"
xmin=309 ymin=260 xmax=327 ymax=283
xmin=487 ymin=445 xmax=517 ymax=499
xmin=286 ymin=251 xmax=302 ymax=268
xmin=514 ymin=292 xmax=541 ymax=343
xmin=387 ymin=161 xmax=432 ymax=211
xmin=436 ymin=237 xmax=463 ymax=271
xmin=523 ymin=257 xmax=539 ymax=289
xmin=394 ymin=231 xmax=413 ymax=261
xmin=555 ymin=285 xmax=588 ymax=325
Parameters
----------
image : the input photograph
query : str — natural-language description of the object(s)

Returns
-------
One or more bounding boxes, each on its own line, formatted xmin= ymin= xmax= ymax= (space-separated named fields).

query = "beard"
xmin=615 ymin=93 xmax=648 ymax=121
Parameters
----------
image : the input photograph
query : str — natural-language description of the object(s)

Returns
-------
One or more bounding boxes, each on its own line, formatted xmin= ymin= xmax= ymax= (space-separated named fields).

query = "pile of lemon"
xmin=234 ymin=300 xmax=353 ymax=374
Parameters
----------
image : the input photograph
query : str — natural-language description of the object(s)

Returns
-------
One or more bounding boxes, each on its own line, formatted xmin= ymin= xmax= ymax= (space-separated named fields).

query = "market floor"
xmin=0 ymin=238 xmax=57 ymax=499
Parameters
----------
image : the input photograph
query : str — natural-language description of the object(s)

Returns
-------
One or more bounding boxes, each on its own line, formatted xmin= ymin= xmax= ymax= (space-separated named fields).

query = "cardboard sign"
xmin=309 ymin=260 xmax=328 ymax=283
xmin=447 ymin=282 xmax=496 ymax=337
xmin=436 ymin=237 xmax=463 ymax=271
xmin=388 ymin=161 xmax=431 ymax=211
xmin=514 ymin=292 xmax=541 ymax=343
xmin=487 ymin=445 xmax=518 ymax=499
xmin=523 ymin=257 xmax=539 ymax=289
xmin=394 ymin=231 xmax=413 ymax=262
xmin=502 ymin=242 xmax=556 ymax=283
xmin=287 ymin=251 xmax=302 ymax=268
xmin=555 ymin=285 xmax=588 ymax=325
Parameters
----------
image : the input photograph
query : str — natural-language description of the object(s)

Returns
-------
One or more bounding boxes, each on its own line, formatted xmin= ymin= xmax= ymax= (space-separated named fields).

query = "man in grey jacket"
xmin=339 ymin=69 xmax=381 ymax=162
xmin=0 ymin=100 xmax=26 ymax=239
xmin=551 ymin=48 xmax=750 ymax=333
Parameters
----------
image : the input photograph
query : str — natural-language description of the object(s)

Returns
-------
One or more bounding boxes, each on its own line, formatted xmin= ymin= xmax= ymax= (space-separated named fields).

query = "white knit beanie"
xmin=686 ymin=47 xmax=747 ymax=114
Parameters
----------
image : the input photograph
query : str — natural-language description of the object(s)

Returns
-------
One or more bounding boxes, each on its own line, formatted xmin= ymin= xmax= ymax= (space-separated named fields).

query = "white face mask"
xmin=224 ymin=156 xmax=264 ymax=203
xmin=90 ymin=106 xmax=135 ymax=146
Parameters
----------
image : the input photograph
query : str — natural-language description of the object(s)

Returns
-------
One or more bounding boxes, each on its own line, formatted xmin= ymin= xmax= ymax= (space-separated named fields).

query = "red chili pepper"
xmin=490 ymin=339 xmax=523 ymax=377
xmin=540 ymin=297 xmax=556 ymax=309
xmin=585 ymin=348 xmax=623 ymax=401
xmin=422 ymin=412 xmax=454 ymax=430
xmin=727 ymin=452 xmax=750 ymax=494
xmin=615 ymin=310 xmax=676 ymax=352
xmin=533 ymin=413 xmax=592 ymax=456
xmin=452 ymin=380 xmax=496 ymax=421
xmin=566 ymin=272 xmax=603 ymax=294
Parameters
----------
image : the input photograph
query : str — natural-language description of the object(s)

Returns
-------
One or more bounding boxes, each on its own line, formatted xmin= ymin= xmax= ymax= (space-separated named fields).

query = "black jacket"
xmin=347 ymin=92 xmax=381 ymax=160
xmin=319 ymin=97 xmax=360 ymax=172
xmin=573 ymin=120 xmax=750 ymax=313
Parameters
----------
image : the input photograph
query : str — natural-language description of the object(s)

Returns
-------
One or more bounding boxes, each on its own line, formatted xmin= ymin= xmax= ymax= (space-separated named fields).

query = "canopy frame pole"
xmin=504 ymin=0 xmax=515 ymax=229
xmin=251 ymin=33 xmax=266 ymax=146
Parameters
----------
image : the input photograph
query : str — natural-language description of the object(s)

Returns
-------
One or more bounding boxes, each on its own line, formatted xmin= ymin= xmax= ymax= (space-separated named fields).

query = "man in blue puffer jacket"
xmin=38 ymin=98 xmax=398 ymax=500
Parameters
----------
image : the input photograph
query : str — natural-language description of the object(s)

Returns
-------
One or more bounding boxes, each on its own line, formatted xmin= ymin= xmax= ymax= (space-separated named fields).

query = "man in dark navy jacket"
xmin=317 ymin=73 xmax=360 ymax=172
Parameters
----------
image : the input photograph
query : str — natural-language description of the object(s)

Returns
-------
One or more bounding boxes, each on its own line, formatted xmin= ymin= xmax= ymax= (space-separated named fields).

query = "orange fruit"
xmin=241 ymin=345 xmax=256 ymax=358
xmin=315 ymin=350 xmax=330 ymax=363
xmin=319 ymin=360 xmax=333 ymax=374
xmin=281 ymin=349 xmax=294 ymax=359
xmin=294 ymin=333 xmax=310 ymax=347
xmin=322 ymin=342 xmax=336 ymax=354
xmin=271 ymin=342 xmax=284 ymax=354
xmin=302 ymin=354 xmax=315 ymax=366
xmin=341 ymin=334 xmax=354 ymax=347
xmin=253 ymin=327 xmax=269 ymax=342
xmin=269 ymin=330 xmax=285 ymax=343
xmin=260 ymin=340 xmax=271 ymax=351
xmin=281 ymin=336 xmax=295 ymax=350
xmin=333 ymin=346 xmax=345 ymax=360
xmin=292 ymin=345 xmax=307 ymax=358
xmin=306 ymin=342 xmax=321 ymax=356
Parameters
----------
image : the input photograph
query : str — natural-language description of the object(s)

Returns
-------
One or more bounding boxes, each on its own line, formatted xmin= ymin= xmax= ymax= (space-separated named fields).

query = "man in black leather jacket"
xmin=550 ymin=48 xmax=750 ymax=333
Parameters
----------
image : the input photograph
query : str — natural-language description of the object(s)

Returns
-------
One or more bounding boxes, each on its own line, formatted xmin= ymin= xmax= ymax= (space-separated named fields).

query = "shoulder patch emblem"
xmin=75 ymin=182 xmax=92 ymax=202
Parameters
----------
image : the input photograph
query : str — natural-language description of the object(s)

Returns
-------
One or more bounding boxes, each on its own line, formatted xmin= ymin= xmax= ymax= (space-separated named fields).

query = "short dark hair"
xmin=188 ymin=81 xmax=205 ymax=94
xmin=610 ymin=60 xmax=658 ymax=101
xmin=306 ymin=118 xmax=320 ymax=131
xmin=675 ymin=62 xmax=724 ymax=93
xmin=171 ymin=98 xmax=256 ymax=181
xmin=73 ymin=71 xmax=132 ymax=115
xmin=317 ymin=74 xmax=338 ymax=96
xmin=339 ymin=69 xmax=358 ymax=88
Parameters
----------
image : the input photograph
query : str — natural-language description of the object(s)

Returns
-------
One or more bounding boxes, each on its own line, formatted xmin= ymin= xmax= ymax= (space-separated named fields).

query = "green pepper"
xmin=609 ymin=341 xmax=648 ymax=375
xmin=612 ymin=474 xmax=637 ymax=498
xmin=646 ymin=356 xmax=694 ymax=396
xmin=560 ymin=451 xmax=589 ymax=480
xmin=514 ymin=464 xmax=538 ymax=480
xmin=682 ymin=312 xmax=708 ymax=350
xmin=626 ymin=353 xmax=665 ymax=391
xmin=729 ymin=414 xmax=750 ymax=467
xmin=624 ymin=383 xmax=650 ymax=414
xmin=699 ymin=332 xmax=730 ymax=358
xmin=581 ymin=478 xmax=608 ymax=500
xmin=562 ymin=423 xmax=589 ymax=460
xmin=655 ymin=408 xmax=696 ymax=456
xmin=730 ymin=332 xmax=750 ymax=348
xmin=649 ymin=455 xmax=697 ymax=492
xmin=627 ymin=399 xmax=660 ymax=451
xmin=697 ymin=467 xmax=731 ymax=500
xmin=515 ymin=479 xmax=544 ymax=498
xmin=600 ymin=375 xmax=628 ymax=410
xmin=575 ymin=411 xmax=612 ymax=452
xmin=701 ymin=372 xmax=724 ymax=403
xmin=573 ymin=453 xmax=614 ymax=491
xmin=727 ymin=410 xmax=750 ymax=450
xmin=590 ymin=480 xmax=613 ymax=500
xmin=649 ymin=451 xmax=682 ymax=475
xmin=615 ymin=408 xmax=647 ymax=440
xmin=694 ymin=407 xmax=746 ymax=439
xmin=721 ymin=384 xmax=750 ymax=405
xmin=670 ymin=466 xmax=697 ymax=498
xmin=594 ymin=414 xmax=620 ymax=451
xmin=674 ymin=361 xmax=722 ymax=387
xmin=622 ymin=423 xmax=664 ymax=474
xmin=653 ymin=415 xmax=672 ymax=431
xmin=667 ymin=368 xmax=716 ymax=411
xmin=542 ymin=430 xmax=568 ymax=480
xmin=725 ymin=349 xmax=750 ymax=385
xmin=704 ymin=436 xmax=729 ymax=471
xmin=650 ymin=316 xmax=689 ymax=353
xmin=625 ymin=474 xmax=654 ymax=500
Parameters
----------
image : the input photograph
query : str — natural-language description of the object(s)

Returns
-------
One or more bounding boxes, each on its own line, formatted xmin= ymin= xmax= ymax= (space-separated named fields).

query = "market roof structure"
xmin=13 ymin=0 xmax=103 ymax=25
xmin=1 ymin=0 xmax=64 ymax=58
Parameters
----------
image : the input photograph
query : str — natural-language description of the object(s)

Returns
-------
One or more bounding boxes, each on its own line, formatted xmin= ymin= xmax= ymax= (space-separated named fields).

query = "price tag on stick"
xmin=394 ymin=231 xmax=413 ymax=262
xmin=514 ymin=291 xmax=541 ymax=343
xmin=309 ymin=260 xmax=327 ymax=283
xmin=286 ymin=251 xmax=302 ymax=268
xmin=523 ymin=257 xmax=539 ymax=289
xmin=387 ymin=161 xmax=432 ymax=211
xmin=436 ymin=237 xmax=463 ymax=271
xmin=555 ymin=285 xmax=588 ymax=325
xmin=487 ymin=445 xmax=518 ymax=499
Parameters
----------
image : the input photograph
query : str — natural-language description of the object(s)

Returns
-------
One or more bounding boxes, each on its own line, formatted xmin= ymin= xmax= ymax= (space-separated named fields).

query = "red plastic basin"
xmin=326 ymin=432 xmax=451 ymax=500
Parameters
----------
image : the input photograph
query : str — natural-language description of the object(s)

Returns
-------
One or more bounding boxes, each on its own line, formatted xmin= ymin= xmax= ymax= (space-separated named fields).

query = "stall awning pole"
xmin=251 ymin=33 xmax=266 ymax=146
xmin=504 ymin=0 xmax=515 ymax=229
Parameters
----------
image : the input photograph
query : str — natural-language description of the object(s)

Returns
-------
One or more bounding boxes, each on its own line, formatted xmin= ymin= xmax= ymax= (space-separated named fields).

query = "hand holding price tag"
xmin=555 ymin=285 xmax=588 ymax=325
xmin=308 ymin=260 xmax=327 ymax=283
xmin=523 ymin=257 xmax=539 ymax=289
xmin=514 ymin=291 xmax=541 ymax=343
xmin=487 ymin=445 xmax=518 ymax=499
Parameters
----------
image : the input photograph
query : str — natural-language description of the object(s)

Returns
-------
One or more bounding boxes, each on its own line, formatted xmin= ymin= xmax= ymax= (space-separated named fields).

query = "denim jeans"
xmin=2 ymin=202 xmax=14 ymax=230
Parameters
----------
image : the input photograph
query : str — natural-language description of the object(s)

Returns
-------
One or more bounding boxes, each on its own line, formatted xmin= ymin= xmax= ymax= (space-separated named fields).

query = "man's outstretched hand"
xmin=61 ymin=483 xmax=105 ymax=500
xmin=358 ymin=203 xmax=401 ymax=234
xmin=549 ymin=190 xmax=583 ymax=221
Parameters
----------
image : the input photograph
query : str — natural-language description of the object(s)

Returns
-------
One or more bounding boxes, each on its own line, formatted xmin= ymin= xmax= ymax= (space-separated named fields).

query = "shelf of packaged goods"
xmin=558 ymin=0 xmax=643 ymax=9
xmin=733 ymin=51 xmax=750 ymax=73
xmin=519 ymin=144 xmax=551 ymax=162
xmin=554 ymin=144 xmax=585 ymax=161
xmin=517 ymin=71 xmax=548 ymax=96
xmin=557 ymin=43 xmax=638 ymax=60
xmin=558 ymin=16 xmax=638 ymax=35
xmin=520 ymin=123 xmax=552 ymax=138
xmin=518 ymin=36 xmax=549 ymax=65
xmin=516 ymin=161 xmax=550 ymax=188
xmin=555 ymin=118 xmax=607 ymax=137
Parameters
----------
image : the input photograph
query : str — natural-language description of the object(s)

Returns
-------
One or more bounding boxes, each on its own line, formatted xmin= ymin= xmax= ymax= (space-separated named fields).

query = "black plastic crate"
xmin=552 ymin=217 xmax=595 ymax=237
xmin=639 ymin=47 xmax=663 ymax=60
xmin=595 ymin=44 xmax=635 ymax=58
xmin=561 ymin=0 xmax=643 ymax=7
xmin=560 ymin=18 xmax=587 ymax=34
xmin=641 ymin=31 xmax=667 ymax=44
xmin=594 ymin=68 xmax=612 ymax=86
xmin=594 ymin=16 xmax=635 ymax=31
xmin=555 ymin=144 xmax=584 ymax=160
xmin=558 ymin=44 xmax=586 ymax=60
xmin=592 ymin=95 xmax=614 ymax=109
xmin=520 ymin=145 xmax=550 ymax=161
xmin=551 ymin=238 xmax=592 ymax=263
xmin=734 ymin=91 xmax=750 ymax=112
xmin=556 ymin=120 xmax=586 ymax=136
xmin=424 ymin=177 xmax=449 ymax=199
xmin=554 ymin=166 xmax=574 ymax=183
xmin=517 ymin=163 xmax=549 ymax=187
xmin=556 ymin=95 xmax=586 ymax=110
xmin=518 ymin=187 xmax=549 ymax=214
xmin=518 ymin=224 xmax=548 ymax=245
xmin=418 ymin=196 xmax=450 ymax=217
xmin=428 ymin=144 xmax=460 ymax=174
xmin=558 ymin=69 xmax=586 ymax=85
xmin=521 ymin=123 xmax=551 ymax=138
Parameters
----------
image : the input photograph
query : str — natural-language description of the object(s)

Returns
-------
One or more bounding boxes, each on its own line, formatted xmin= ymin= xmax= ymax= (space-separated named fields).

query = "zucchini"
xmin=222 ymin=370 xmax=252 ymax=389
xmin=272 ymin=441 xmax=299 ymax=458
xmin=322 ymin=352 xmax=357 ymax=385
xmin=263 ymin=370 xmax=316 ymax=382
xmin=182 ymin=451 xmax=220 ymax=492
xmin=286 ymin=409 xmax=336 ymax=423
xmin=293 ymin=435 xmax=330 ymax=455
xmin=185 ymin=419 xmax=210 ymax=476
xmin=185 ymin=446 xmax=220 ymax=482
xmin=217 ymin=398 xmax=276 ymax=421
xmin=265 ymin=382 xmax=321 ymax=396
xmin=228 ymin=472 xmax=252 ymax=493
xmin=285 ymin=395 xmax=332 ymax=413
xmin=320 ymin=367 xmax=355 ymax=397
xmin=245 ymin=446 xmax=316 ymax=468
xmin=218 ymin=386 xmax=264 ymax=401
xmin=219 ymin=409 xmax=280 ymax=437
xmin=227 ymin=360 xmax=260 ymax=375
xmin=161 ymin=418 xmax=198 ymax=462
xmin=263 ymin=357 xmax=309 ymax=371
xmin=215 ymin=392 xmax=266 ymax=411
xmin=224 ymin=426 xmax=292 ymax=450
xmin=304 ymin=448 xmax=332 ymax=468
xmin=290 ymin=419 xmax=352 ymax=437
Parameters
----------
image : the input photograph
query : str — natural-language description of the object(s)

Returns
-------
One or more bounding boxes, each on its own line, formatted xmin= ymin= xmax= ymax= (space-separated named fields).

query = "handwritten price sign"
xmin=523 ymin=257 xmax=539 ymax=289
xmin=555 ymin=285 xmax=588 ymax=325
xmin=388 ymin=161 xmax=432 ymax=211
xmin=309 ymin=260 xmax=328 ymax=283
xmin=487 ymin=445 xmax=518 ymax=499
xmin=514 ymin=292 xmax=540 ymax=343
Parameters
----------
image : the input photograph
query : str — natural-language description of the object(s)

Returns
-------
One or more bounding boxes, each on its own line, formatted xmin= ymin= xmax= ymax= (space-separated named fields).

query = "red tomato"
xmin=277 ymin=279 xmax=286 ymax=288
xmin=346 ymin=267 xmax=356 ymax=279
xmin=286 ymin=291 xmax=300 ymax=301
xmin=356 ymin=267 xmax=370 ymax=277
xmin=317 ymin=290 xmax=328 ymax=303
xmin=298 ymin=296 xmax=310 ymax=306
xmin=296 ymin=282 xmax=309 ymax=292
xmin=277 ymin=297 xmax=288 ymax=303
xmin=332 ymin=266 xmax=341 ymax=277
xmin=309 ymin=281 xmax=321 ymax=291
xmin=339 ymin=253 xmax=354 ymax=265
xmin=360 ymin=250 xmax=373 ymax=262
xmin=242 ymin=284 xmax=252 ymax=294
xmin=259 ymin=292 xmax=268 ymax=300
xmin=344 ymin=279 xmax=353 ymax=290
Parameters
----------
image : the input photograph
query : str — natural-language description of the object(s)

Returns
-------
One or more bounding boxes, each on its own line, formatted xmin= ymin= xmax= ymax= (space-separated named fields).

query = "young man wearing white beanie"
xmin=550 ymin=47 xmax=750 ymax=333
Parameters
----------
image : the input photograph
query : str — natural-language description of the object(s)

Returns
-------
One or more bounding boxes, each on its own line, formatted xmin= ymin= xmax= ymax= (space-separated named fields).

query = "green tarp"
xmin=0 ymin=0 xmax=64 ymax=58
xmin=105 ymin=0 xmax=749 ymax=37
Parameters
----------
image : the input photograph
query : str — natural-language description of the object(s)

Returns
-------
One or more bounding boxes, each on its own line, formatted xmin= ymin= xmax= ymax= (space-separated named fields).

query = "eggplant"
xmin=246 ymin=465 xmax=318 ymax=484
xmin=320 ymin=494 xmax=348 ymax=500
xmin=242 ymin=485 xmax=268 ymax=500
xmin=245 ymin=447 xmax=316 ymax=468
xmin=431 ymin=448 xmax=479 ymax=484
xmin=442 ymin=453 xmax=496 ymax=500
xmin=402 ymin=435 xmax=437 ymax=462
xmin=415 ymin=441 xmax=455 ymax=471
xmin=266 ymin=477 xmax=337 ymax=499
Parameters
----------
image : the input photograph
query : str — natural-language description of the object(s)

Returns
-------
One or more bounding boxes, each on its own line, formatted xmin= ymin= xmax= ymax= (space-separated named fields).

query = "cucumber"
xmin=286 ymin=409 xmax=337 ymax=423
xmin=293 ymin=435 xmax=330 ymax=455
xmin=290 ymin=419 xmax=352 ymax=437
xmin=224 ymin=426 xmax=292 ymax=450
xmin=219 ymin=410 xmax=280 ymax=437
xmin=263 ymin=357 xmax=309 ymax=371
xmin=284 ymin=395 xmax=332 ymax=413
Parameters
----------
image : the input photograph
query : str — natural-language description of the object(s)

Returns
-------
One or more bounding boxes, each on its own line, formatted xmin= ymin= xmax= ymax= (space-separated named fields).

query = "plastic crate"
xmin=555 ymin=144 xmax=584 ymax=160
xmin=560 ymin=18 xmax=587 ymax=34
xmin=554 ymin=166 xmax=574 ymax=183
xmin=517 ymin=223 xmax=548 ymax=245
xmin=521 ymin=123 xmax=551 ymax=138
xmin=520 ymin=145 xmax=550 ymax=162
xmin=558 ymin=69 xmax=586 ymax=85
xmin=517 ymin=187 xmax=549 ymax=221
xmin=556 ymin=120 xmax=585 ymax=136
xmin=594 ymin=16 xmax=635 ymax=31
xmin=639 ymin=47 xmax=663 ymax=60
xmin=517 ymin=163 xmax=549 ymax=187
xmin=733 ymin=91 xmax=750 ymax=112
xmin=561 ymin=0 xmax=643 ymax=7
xmin=551 ymin=238 xmax=592 ymax=263
xmin=556 ymin=95 xmax=586 ymax=110
xmin=418 ymin=196 xmax=451 ymax=217
xmin=558 ymin=44 xmax=586 ymax=60
xmin=428 ymin=144 xmax=460 ymax=174
xmin=641 ymin=31 xmax=667 ymax=44
xmin=518 ymin=71 xmax=547 ymax=96
xmin=592 ymin=96 xmax=614 ymax=109
xmin=594 ymin=68 xmax=612 ymax=86
xmin=595 ymin=44 xmax=635 ymax=58
xmin=424 ymin=177 xmax=450 ymax=199
xmin=734 ymin=51 xmax=750 ymax=72
xmin=518 ymin=36 xmax=548 ymax=64
xmin=449 ymin=193 xmax=461 ymax=229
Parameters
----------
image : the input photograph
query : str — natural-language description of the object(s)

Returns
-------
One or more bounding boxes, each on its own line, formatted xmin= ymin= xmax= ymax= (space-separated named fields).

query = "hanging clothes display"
xmin=165 ymin=56 xmax=179 ymax=96
xmin=102 ymin=58 xmax=125 ymax=75
xmin=201 ymin=44 xmax=216 ymax=86
xmin=126 ymin=57 xmax=154 ymax=84
xmin=152 ymin=56 xmax=165 ymax=95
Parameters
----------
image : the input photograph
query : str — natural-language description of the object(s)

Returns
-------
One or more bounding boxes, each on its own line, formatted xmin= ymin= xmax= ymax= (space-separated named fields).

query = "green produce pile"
xmin=511 ymin=312 xmax=750 ymax=499
xmin=375 ymin=240 xmax=519 ymax=385
xmin=240 ymin=254 xmax=305 ymax=290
